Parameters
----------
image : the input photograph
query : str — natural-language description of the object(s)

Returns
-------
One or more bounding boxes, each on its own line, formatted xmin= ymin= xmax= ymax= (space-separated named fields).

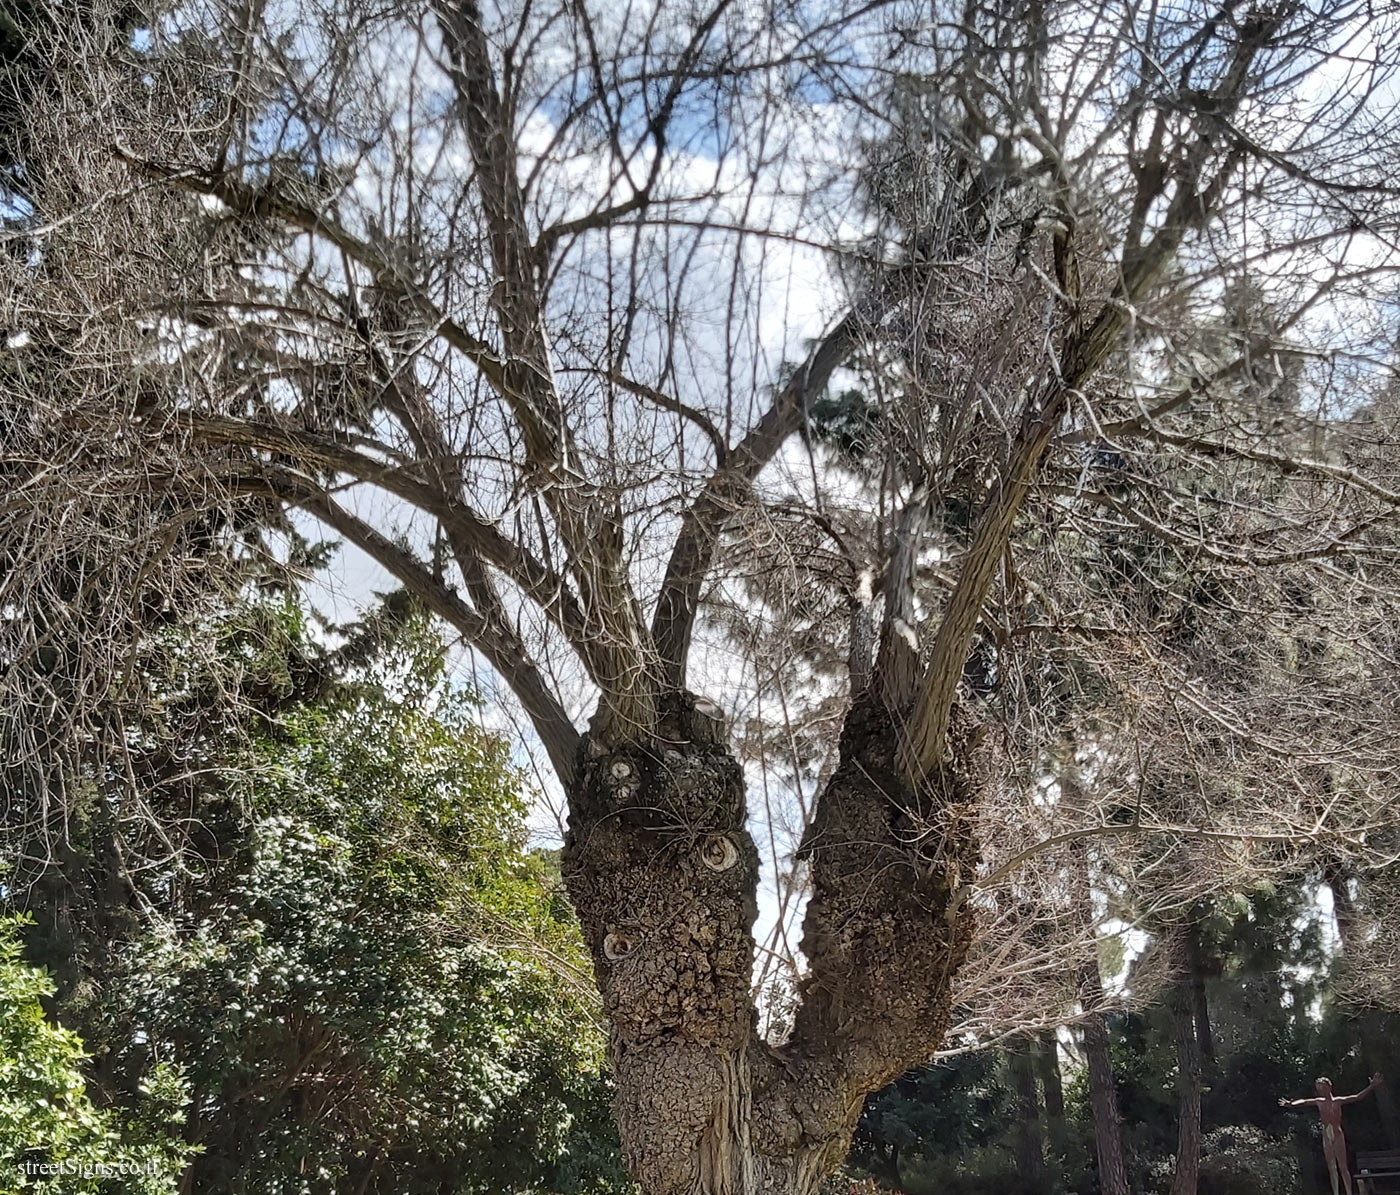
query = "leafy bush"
xmin=0 ymin=916 xmax=193 ymax=1195
xmin=893 ymin=1143 xmax=1021 ymax=1195
xmin=1141 ymin=1126 xmax=1299 ymax=1195
xmin=1198 ymin=1126 xmax=1300 ymax=1195
xmin=108 ymin=621 xmax=630 ymax=1193
xmin=819 ymin=1175 xmax=896 ymax=1195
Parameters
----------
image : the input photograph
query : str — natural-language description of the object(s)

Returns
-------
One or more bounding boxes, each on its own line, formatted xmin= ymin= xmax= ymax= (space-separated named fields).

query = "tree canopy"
xmin=5 ymin=0 xmax=1400 ymax=1192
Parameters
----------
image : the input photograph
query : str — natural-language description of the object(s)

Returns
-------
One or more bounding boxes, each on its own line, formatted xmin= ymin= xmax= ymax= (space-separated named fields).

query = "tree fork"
xmin=561 ymin=693 xmax=986 ymax=1194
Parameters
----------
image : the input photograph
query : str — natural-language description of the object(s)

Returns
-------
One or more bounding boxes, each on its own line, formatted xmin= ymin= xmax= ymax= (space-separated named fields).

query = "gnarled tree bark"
xmin=562 ymin=693 xmax=763 ymax=1195
xmin=561 ymin=694 xmax=984 ymax=1195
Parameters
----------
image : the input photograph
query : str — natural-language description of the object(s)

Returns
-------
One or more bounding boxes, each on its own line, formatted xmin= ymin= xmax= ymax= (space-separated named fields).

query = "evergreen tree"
xmin=5 ymin=594 xmax=632 ymax=1194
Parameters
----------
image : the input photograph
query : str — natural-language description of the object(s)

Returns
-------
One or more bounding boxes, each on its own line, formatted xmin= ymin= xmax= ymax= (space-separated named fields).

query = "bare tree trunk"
xmin=562 ymin=695 xmax=772 ymax=1195
xmin=1037 ymin=1032 xmax=1068 ymax=1160
xmin=1071 ymin=835 xmax=1131 ymax=1195
xmin=1191 ymin=972 xmax=1214 ymax=1068
xmin=1082 ymin=1006 xmax=1131 ymax=1195
xmin=1011 ymin=1042 xmax=1048 ymax=1192
xmin=1184 ymin=924 xmax=1215 ymax=1075
xmin=1169 ymin=979 xmax=1203 ymax=1195
xmin=562 ymin=695 xmax=981 ymax=1195
xmin=1328 ymin=862 xmax=1359 ymax=949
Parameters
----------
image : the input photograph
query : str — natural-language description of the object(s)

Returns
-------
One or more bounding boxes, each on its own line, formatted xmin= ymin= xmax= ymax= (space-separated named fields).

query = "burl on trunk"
xmin=562 ymin=693 xmax=983 ymax=1195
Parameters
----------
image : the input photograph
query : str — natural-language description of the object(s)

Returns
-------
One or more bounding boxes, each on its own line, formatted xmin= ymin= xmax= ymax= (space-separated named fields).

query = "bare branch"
xmin=651 ymin=311 xmax=861 ymax=686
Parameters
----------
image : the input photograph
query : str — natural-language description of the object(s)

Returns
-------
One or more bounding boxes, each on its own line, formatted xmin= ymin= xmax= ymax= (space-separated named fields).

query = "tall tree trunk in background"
xmin=1293 ymin=1125 xmax=1322 ymax=1195
xmin=1082 ymin=1005 xmax=1132 ymax=1195
xmin=1169 ymin=976 xmax=1204 ymax=1195
xmin=1186 ymin=923 xmax=1215 ymax=1148
xmin=1329 ymin=862 xmax=1359 ymax=948
xmin=1036 ymin=1032 xmax=1068 ymax=1160
xmin=1011 ymin=1041 xmax=1047 ymax=1192
xmin=1071 ymin=834 xmax=1131 ymax=1195
xmin=1190 ymin=967 xmax=1214 ymax=1068
xmin=1326 ymin=863 xmax=1400 ymax=1147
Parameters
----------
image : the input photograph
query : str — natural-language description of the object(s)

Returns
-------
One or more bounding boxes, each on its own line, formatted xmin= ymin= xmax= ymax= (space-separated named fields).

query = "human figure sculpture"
xmin=1280 ymin=1073 xmax=1384 ymax=1195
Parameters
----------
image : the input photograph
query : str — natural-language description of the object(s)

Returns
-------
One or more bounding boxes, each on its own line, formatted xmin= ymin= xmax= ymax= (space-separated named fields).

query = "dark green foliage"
xmin=808 ymin=390 xmax=884 ymax=472
xmin=3 ymin=595 xmax=632 ymax=1195
xmin=851 ymin=1051 xmax=1010 ymax=1184
xmin=0 ymin=916 xmax=193 ymax=1195
xmin=1168 ymin=1127 xmax=1300 ymax=1195
xmin=119 ymin=630 xmax=622 ymax=1193
xmin=846 ymin=879 xmax=1397 ymax=1195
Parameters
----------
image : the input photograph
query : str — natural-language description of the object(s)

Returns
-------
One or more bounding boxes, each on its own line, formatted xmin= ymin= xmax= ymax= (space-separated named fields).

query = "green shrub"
xmin=1199 ymin=1126 xmax=1300 ymax=1195
xmin=0 ymin=916 xmax=193 ymax=1194
xmin=893 ymin=1143 xmax=1021 ymax=1195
